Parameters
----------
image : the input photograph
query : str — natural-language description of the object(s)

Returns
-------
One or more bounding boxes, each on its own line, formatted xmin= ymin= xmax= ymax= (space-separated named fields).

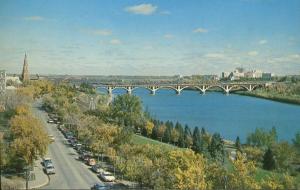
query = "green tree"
xmin=235 ymin=136 xmax=242 ymax=153
xmin=247 ymin=127 xmax=277 ymax=148
xmin=163 ymin=124 xmax=172 ymax=143
xmin=292 ymin=132 xmax=300 ymax=152
xmin=110 ymin=94 xmax=143 ymax=128
xmin=263 ymin=147 xmax=276 ymax=171
xmin=192 ymin=127 xmax=202 ymax=153
xmin=272 ymin=141 xmax=296 ymax=171
xmin=208 ymin=133 xmax=225 ymax=163
xmin=183 ymin=125 xmax=193 ymax=148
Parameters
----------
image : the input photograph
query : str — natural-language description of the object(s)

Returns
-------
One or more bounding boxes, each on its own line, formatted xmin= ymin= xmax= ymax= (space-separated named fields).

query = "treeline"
xmin=40 ymin=82 xmax=299 ymax=189
xmin=140 ymin=119 xmax=226 ymax=162
xmin=0 ymin=80 xmax=53 ymax=189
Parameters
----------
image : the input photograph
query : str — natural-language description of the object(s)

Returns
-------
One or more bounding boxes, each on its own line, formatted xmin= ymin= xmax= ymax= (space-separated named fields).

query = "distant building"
xmin=221 ymin=72 xmax=230 ymax=78
xmin=233 ymin=67 xmax=245 ymax=78
xmin=262 ymin=72 xmax=272 ymax=80
xmin=245 ymin=70 xmax=263 ymax=78
xmin=6 ymin=75 xmax=22 ymax=86
xmin=0 ymin=70 xmax=6 ymax=93
xmin=21 ymin=53 xmax=30 ymax=82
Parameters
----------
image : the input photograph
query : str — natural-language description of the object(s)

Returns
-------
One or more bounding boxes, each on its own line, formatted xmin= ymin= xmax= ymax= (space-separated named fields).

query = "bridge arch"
xmin=156 ymin=86 xmax=179 ymax=94
xmin=131 ymin=86 xmax=153 ymax=93
xmin=205 ymin=85 xmax=227 ymax=93
xmin=229 ymin=85 xmax=250 ymax=91
xmin=95 ymin=86 xmax=109 ymax=93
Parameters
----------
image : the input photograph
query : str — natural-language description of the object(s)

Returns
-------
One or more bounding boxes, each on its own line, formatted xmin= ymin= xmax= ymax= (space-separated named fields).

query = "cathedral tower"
xmin=21 ymin=53 xmax=30 ymax=82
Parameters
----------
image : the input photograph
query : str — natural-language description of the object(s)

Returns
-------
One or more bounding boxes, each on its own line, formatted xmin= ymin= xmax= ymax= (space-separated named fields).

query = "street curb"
xmin=29 ymin=174 xmax=50 ymax=189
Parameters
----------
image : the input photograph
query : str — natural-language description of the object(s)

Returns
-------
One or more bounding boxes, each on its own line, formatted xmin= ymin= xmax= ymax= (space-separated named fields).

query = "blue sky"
xmin=0 ymin=0 xmax=299 ymax=75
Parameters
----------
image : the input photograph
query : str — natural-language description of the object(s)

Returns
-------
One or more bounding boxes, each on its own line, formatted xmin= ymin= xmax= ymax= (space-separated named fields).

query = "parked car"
xmin=98 ymin=171 xmax=115 ymax=182
xmin=47 ymin=119 xmax=54 ymax=124
xmin=87 ymin=158 xmax=96 ymax=166
xmin=91 ymin=183 xmax=108 ymax=190
xmin=91 ymin=164 xmax=103 ymax=173
xmin=45 ymin=165 xmax=55 ymax=175
xmin=42 ymin=158 xmax=53 ymax=167
xmin=48 ymin=135 xmax=55 ymax=142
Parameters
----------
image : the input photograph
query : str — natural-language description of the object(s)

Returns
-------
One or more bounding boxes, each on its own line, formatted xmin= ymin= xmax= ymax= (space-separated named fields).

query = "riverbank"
xmin=234 ymin=90 xmax=300 ymax=105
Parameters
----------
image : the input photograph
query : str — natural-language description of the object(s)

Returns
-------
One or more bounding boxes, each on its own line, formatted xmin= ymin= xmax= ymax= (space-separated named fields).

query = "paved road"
xmin=33 ymin=101 xmax=103 ymax=189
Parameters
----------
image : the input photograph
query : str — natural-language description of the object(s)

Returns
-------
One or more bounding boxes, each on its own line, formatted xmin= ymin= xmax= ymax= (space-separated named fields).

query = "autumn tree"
xmin=165 ymin=149 xmax=207 ymax=190
xmin=142 ymin=121 xmax=154 ymax=137
xmin=9 ymin=114 xmax=49 ymax=169
xmin=227 ymin=152 xmax=260 ymax=190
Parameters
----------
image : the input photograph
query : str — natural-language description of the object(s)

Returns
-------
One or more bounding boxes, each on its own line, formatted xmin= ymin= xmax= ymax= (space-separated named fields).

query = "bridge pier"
xmin=108 ymin=86 xmax=113 ymax=96
xmin=127 ymin=86 xmax=132 ymax=95
xmin=150 ymin=86 xmax=157 ymax=95
xmin=224 ymin=85 xmax=230 ymax=95
xmin=176 ymin=86 xmax=182 ymax=95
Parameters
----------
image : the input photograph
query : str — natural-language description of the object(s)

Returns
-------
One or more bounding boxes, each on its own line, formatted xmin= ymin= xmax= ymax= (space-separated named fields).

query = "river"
xmin=98 ymin=88 xmax=300 ymax=142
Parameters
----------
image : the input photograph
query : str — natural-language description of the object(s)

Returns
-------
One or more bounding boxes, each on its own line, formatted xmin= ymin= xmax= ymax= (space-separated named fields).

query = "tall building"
xmin=0 ymin=70 xmax=6 ymax=93
xmin=21 ymin=53 xmax=30 ymax=82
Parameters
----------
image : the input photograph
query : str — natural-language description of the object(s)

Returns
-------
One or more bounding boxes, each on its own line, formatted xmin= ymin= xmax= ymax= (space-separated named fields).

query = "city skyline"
xmin=0 ymin=0 xmax=300 ymax=75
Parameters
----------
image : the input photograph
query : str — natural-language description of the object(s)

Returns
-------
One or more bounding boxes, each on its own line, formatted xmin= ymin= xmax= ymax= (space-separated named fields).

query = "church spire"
xmin=21 ymin=52 xmax=30 ymax=82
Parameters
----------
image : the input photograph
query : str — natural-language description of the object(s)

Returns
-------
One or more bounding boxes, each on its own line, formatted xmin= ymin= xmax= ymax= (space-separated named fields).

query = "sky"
xmin=0 ymin=0 xmax=299 ymax=76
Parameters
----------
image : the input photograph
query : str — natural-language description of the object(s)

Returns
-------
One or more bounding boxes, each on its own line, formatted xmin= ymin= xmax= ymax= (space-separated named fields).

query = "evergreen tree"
xmin=163 ymin=124 xmax=173 ymax=143
xmin=184 ymin=125 xmax=192 ymax=148
xmin=192 ymin=127 xmax=202 ymax=153
xmin=235 ymin=136 xmax=242 ymax=153
xmin=208 ymin=133 xmax=225 ymax=162
xmin=175 ymin=122 xmax=185 ymax=147
xmin=263 ymin=148 xmax=276 ymax=170
xmin=151 ymin=125 xmax=158 ymax=140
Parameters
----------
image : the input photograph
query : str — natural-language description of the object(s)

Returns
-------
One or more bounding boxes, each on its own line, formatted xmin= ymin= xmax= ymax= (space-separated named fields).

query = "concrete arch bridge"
xmin=92 ymin=82 xmax=268 ymax=95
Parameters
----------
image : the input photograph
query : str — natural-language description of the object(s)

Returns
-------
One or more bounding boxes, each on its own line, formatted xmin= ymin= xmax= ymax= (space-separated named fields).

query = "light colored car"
xmin=47 ymin=119 xmax=54 ymax=123
xmin=48 ymin=135 xmax=55 ymax=142
xmin=45 ymin=165 xmax=55 ymax=175
xmin=88 ymin=158 xmax=96 ymax=166
xmin=42 ymin=158 xmax=53 ymax=167
xmin=98 ymin=171 xmax=115 ymax=182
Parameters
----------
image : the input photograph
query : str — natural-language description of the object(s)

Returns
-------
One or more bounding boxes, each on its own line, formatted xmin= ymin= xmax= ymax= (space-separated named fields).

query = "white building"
xmin=6 ymin=75 xmax=22 ymax=85
xmin=245 ymin=70 xmax=263 ymax=78
xmin=0 ymin=70 xmax=6 ymax=93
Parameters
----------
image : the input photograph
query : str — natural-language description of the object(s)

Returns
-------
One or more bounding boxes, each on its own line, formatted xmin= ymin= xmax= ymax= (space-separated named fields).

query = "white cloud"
xmin=125 ymin=4 xmax=157 ymax=15
xmin=160 ymin=10 xmax=171 ymax=15
xmin=259 ymin=40 xmax=267 ymax=45
xmin=248 ymin=51 xmax=258 ymax=56
xmin=110 ymin=39 xmax=122 ymax=45
xmin=193 ymin=27 xmax=208 ymax=33
xmin=84 ymin=29 xmax=112 ymax=36
xmin=204 ymin=53 xmax=225 ymax=59
xmin=23 ymin=16 xmax=45 ymax=21
xmin=164 ymin=34 xmax=174 ymax=39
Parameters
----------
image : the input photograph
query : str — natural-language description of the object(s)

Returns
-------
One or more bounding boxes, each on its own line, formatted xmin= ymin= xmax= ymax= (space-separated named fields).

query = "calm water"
xmin=98 ymin=88 xmax=300 ymax=142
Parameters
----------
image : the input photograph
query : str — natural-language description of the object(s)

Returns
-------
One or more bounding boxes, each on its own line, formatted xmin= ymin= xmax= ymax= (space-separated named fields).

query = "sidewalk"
xmin=19 ymin=158 xmax=49 ymax=189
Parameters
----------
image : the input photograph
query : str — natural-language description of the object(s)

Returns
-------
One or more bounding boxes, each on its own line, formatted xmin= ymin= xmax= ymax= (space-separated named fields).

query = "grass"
xmin=236 ymin=90 xmax=300 ymax=105
xmin=131 ymin=134 xmax=179 ymax=150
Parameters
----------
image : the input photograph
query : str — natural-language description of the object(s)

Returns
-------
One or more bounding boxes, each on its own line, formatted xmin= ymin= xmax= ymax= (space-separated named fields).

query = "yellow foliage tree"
xmin=167 ymin=150 xmax=207 ymax=190
xmin=144 ymin=121 xmax=154 ymax=137
xmin=15 ymin=104 xmax=31 ymax=115
xmin=227 ymin=152 xmax=261 ymax=190
xmin=10 ymin=114 xmax=49 ymax=166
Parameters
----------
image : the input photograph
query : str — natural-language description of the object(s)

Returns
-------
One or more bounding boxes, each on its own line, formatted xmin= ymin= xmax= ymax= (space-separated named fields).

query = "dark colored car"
xmin=91 ymin=183 xmax=108 ymax=190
